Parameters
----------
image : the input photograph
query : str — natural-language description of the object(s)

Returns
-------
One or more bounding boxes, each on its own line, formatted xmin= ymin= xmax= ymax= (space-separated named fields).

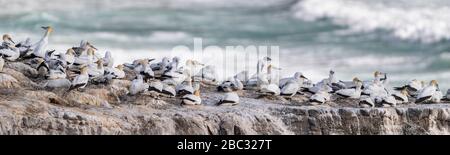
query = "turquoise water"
xmin=1 ymin=0 xmax=450 ymax=89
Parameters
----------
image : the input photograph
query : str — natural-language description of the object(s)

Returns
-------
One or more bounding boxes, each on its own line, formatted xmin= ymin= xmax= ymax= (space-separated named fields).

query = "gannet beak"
xmin=8 ymin=38 xmax=15 ymax=44
xmin=301 ymin=75 xmax=308 ymax=80
xmin=148 ymin=58 xmax=156 ymax=62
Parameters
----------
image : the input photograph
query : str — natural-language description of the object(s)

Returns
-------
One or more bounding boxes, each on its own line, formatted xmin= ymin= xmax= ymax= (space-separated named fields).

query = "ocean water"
xmin=1 ymin=0 xmax=450 ymax=89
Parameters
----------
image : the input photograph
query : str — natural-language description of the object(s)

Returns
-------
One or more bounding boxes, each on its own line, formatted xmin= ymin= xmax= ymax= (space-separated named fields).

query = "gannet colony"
xmin=0 ymin=26 xmax=449 ymax=135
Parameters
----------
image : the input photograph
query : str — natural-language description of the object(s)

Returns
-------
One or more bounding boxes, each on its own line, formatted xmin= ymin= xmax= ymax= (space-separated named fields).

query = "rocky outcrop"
xmin=0 ymin=62 xmax=449 ymax=135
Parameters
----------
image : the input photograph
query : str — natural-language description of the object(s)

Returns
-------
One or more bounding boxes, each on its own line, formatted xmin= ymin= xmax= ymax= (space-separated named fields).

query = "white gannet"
xmin=30 ymin=26 xmax=52 ymax=58
xmin=234 ymin=70 xmax=249 ymax=84
xmin=359 ymin=95 xmax=375 ymax=108
xmin=256 ymin=56 xmax=271 ymax=76
xmin=47 ymin=64 xmax=67 ymax=80
xmin=148 ymin=81 xmax=164 ymax=94
xmin=309 ymin=84 xmax=331 ymax=105
xmin=217 ymin=92 xmax=240 ymax=106
xmin=279 ymin=72 xmax=307 ymax=88
xmin=0 ymin=56 xmax=4 ymax=72
xmin=194 ymin=65 xmax=218 ymax=85
xmin=305 ymin=79 xmax=333 ymax=94
xmin=103 ymin=51 xmax=114 ymax=67
xmin=166 ymin=56 xmax=180 ymax=72
xmin=185 ymin=59 xmax=204 ymax=76
xmin=258 ymin=65 xmax=281 ymax=96
xmin=67 ymin=65 xmax=89 ymax=91
xmin=161 ymin=84 xmax=176 ymax=97
xmin=181 ymin=85 xmax=202 ymax=106
xmin=15 ymin=38 xmax=32 ymax=57
xmin=280 ymin=79 xmax=300 ymax=97
xmin=381 ymin=95 xmax=397 ymax=107
xmin=392 ymin=88 xmax=409 ymax=104
xmin=104 ymin=64 xmax=125 ymax=79
xmin=151 ymin=57 xmax=170 ymax=78
xmin=218 ymin=77 xmax=244 ymax=92
xmin=56 ymin=49 xmax=76 ymax=66
xmin=0 ymin=44 xmax=20 ymax=61
xmin=88 ymin=59 xmax=105 ymax=78
xmin=129 ymin=75 xmax=148 ymax=95
xmin=415 ymin=80 xmax=439 ymax=103
xmin=335 ymin=78 xmax=363 ymax=99
xmin=394 ymin=79 xmax=425 ymax=97
xmin=134 ymin=59 xmax=154 ymax=82
xmin=73 ymin=41 xmax=97 ymax=56
xmin=361 ymin=71 xmax=388 ymax=101
xmin=176 ymin=78 xmax=194 ymax=96
xmin=72 ymin=48 xmax=95 ymax=68
xmin=444 ymin=89 xmax=450 ymax=101
xmin=1 ymin=34 xmax=15 ymax=47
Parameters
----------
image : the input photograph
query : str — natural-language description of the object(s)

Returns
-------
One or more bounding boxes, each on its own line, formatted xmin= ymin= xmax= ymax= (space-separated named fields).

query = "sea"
xmin=1 ymin=0 xmax=450 ymax=89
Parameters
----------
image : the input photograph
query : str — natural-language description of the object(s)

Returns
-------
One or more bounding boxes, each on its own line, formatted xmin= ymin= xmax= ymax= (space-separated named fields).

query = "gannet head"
xmin=401 ymin=87 xmax=409 ymax=96
xmin=80 ymin=65 xmax=88 ymax=74
xmin=36 ymin=58 xmax=45 ymax=64
xmin=374 ymin=71 xmax=382 ymax=77
xmin=41 ymin=26 xmax=53 ymax=34
xmin=86 ymin=42 xmax=98 ymax=50
xmin=329 ymin=70 xmax=335 ymax=75
xmin=352 ymin=77 xmax=361 ymax=82
xmin=116 ymin=64 xmax=124 ymax=71
xmin=2 ymin=34 xmax=14 ymax=44
xmin=263 ymin=56 xmax=272 ymax=62
xmin=96 ymin=59 xmax=103 ymax=66
xmin=430 ymin=80 xmax=438 ymax=87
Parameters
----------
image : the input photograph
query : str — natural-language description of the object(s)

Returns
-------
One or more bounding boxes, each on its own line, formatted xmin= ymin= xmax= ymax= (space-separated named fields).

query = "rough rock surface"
xmin=0 ymin=62 xmax=449 ymax=135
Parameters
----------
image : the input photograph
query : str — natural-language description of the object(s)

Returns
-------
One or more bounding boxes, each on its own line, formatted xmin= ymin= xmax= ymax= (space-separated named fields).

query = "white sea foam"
xmin=293 ymin=0 xmax=450 ymax=43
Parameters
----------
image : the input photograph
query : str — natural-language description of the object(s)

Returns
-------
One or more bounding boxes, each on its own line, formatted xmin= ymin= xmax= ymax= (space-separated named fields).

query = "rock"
xmin=0 ymin=73 xmax=20 ymax=89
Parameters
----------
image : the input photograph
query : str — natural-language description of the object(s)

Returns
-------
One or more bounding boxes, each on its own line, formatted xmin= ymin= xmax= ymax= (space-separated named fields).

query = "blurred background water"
xmin=1 ymin=0 xmax=450 ymax=89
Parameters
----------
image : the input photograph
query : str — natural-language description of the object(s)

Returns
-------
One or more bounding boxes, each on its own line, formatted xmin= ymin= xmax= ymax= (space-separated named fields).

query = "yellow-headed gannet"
xmin=0 ymin=56 xmax=4 ymax=72
xmin=336 ymin=78 xmax=363 ymax=99
xmin=103 ymin=51 xmax=114 ymax=67
xmin=88 ymin=59 xmax=105 ymax=78
xmin=0 ymin=44 xmax=20 ymax=61
xmin=416 ymin=80 xmax=442 ymax=104
xmin=181 ymin=85 xmax=202 ymax=106
xmin=104 ymin=64 xmax=125 ymax=79
xmin=1 ymin=34 xmax=15 ymax=47
xmin=392 ymin=88 xmax=409 ymax=104
xmin=309 ymin=84 xmax=331 ymax=105
xmin=280 ymin=79 xmax=300 ymax=97
xmin=67 ymin=65 xmax=89 ymax=91
xmin=161 ymin=83 xmax=176 ymax=97
xmin=30 ymin=26 xmax=52 ymax=58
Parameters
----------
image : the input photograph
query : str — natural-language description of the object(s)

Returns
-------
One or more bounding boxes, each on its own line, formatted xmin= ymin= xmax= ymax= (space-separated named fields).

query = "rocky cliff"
xmin=0 ymin=62 xmax=449 ymax=135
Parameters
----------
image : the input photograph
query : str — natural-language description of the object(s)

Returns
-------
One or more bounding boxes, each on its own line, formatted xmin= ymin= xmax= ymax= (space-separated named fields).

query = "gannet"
xmin=0 ymin=44 xmax=20 ymax=61
xmin=44 ymin=78 xmax=71 ymax=90
xmin=234 ymin=70 xmax=249 ymax=84
xmin=73 ymin=41 xmax=97 ymax=56
xmin=392 ymin=88 xmax=409 ymax=104
xmin=151 ymin=57 xmax=170 ymax=77
xmin=72 ymin=48 xmax=95 ymax=67
xmin=305 ymin=79 xmax=333 ymax=94
xmin=217 ymin=92 xmax=239 ymax=106
xmin=335 ymin=78 xmax=363 ymax=99
xmin=15 ymin=38 xmax=32 ymax=57
xmin=394 ymin=79 xmax=424 ymax=97
xmin=161 ymin=84 xmax=176 ymax=97
xmin=88 ymin=59 xmax=105 ymax=78
xmin=258 ymin=65 xmax=281 ymax=96
xmin=104 ymin=64 xmax=125 ymax=79
xmin=416 ymin=80 xmax=442 ymax=104
xmin=176 ymin=78 xmax=194 ymax=96
xmin=181 ymin=85 xmax=202 ymax=106
xmin=46 ymin=64 xmax=67 ymax=80
xmin=134 ymin=59 xmax=154 ymax=82
xmin=309 ymin=84 xmax=331 ymax=105
xmin=444 ymin=89 xmax=450 ymax=101
xmin=129 ymin=75 xmax=148 ymax=95
xmin=0 ymin=56 xmax=4 ymax=72
xmin=148 ymin=81 xmax=164 ymax=93
xmin=67 ymin=65 xmax=89 ymax=91
xmin=279 ymin=72 xmax=308 ymax=88
xmin=55 ymin=49 xmax=75 ymax=66
xmin=256 ymin=57 xmax=271 ymax=76
xmin=36 ymin=58 xmax=50 ymax=77
xmin=103 ymin=51 xmax=114 ymax=67
xmin=361 ymin=71 xmax=388 ymax=100
xmin=280 ymin=79 xmax=300 ymax=97
xmin=166 ymin=56 xmax=180 ymax=72
xmin=1 ymin=34 xmax=15 ymax=47
xmin=185 ymin=59 xmax=204 ymax=76
xmin=359 ymin=95 xmax=375 ymax=108
xmin=194 ymin=65 xmax=218 ymax=85
xmin=30 ymin=26 xmax=52 ymax=58
xmin=218 ymin=77 xmax=244 ymax=92
xmin=381 ymin=95 xmax=397 ymax=107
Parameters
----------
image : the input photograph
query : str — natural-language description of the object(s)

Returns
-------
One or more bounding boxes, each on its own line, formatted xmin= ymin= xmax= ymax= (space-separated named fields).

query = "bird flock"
xmin=0 ymin=26 xmax=448 ymax=108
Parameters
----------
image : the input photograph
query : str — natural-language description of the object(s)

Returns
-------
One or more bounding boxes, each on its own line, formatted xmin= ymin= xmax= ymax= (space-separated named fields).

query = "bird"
xmin=279 ymin=72 xmax=308 ymax=88
xmin=394 ymin=79 xmax=424 ymax=97
xmin=151 ymin=57 xmax=170 ymax=78
xmin=359 ymin=95 xmax=375 ymax=108
xmin=280 ymin=79 xmax=300 ymax=97
xmin=194 ymin=65 xmax=218 ymax=85
xmin=148 ymin=81 xmax=164 ymax=94
xmin=72 ymin=48 xmax=95 ymax=68
xmin=335 ymin=77 xmax=363 ymax=99
xmin=392 ymin=87 xmax=409 ymax=104
xmin=161 ymin=84 xmax=176 ymax=97
xmin=176 ymin=78 xmax=194 ymax=96
xmin=129 ymin=75 xmax=148 ymax=95
xmin=217 ymin=92 xmax=240 ymax=106
xmin=181 ymin=85 xmax=202 ymax=106
xmin=1 ymin=34 xmax=15 ymax=48
xmin=46 ymin=64 xmax=67 ymax=80
xmin=67 ymin=65 xmax=89 ymax=92
xmin=361 ymin=71 xmax=388 ymax=101
xmin=55 ymin=49 xmax=76 ymax=66
xmin=87 ymin=59 xmax=105 ymax=78
xmin=309 ymin=84 xmax=331 ymax=105
xmin=36 ymin=58 xmax=50 ymax=78
xmin=380 ymin=95 xmax=397 ymax=107
xmin=104 ymin=64 xmax=125 ymax=79
xmin=103 ymin=51 xmax=114 ymax=67
xmin=15 ymin=38 xmax=33 ymax=57
xmin=72 ymin=41 xmax=97 ymax=56
xmin=29 ymin=26 xmax=53 ymax=58
xmin=218 ymin=77 xmax=244 ymax=92
xmin=415 ymin=80 xmax=441 ymax=104
xmin=0 ymin=44 xmax=20 ymax=61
